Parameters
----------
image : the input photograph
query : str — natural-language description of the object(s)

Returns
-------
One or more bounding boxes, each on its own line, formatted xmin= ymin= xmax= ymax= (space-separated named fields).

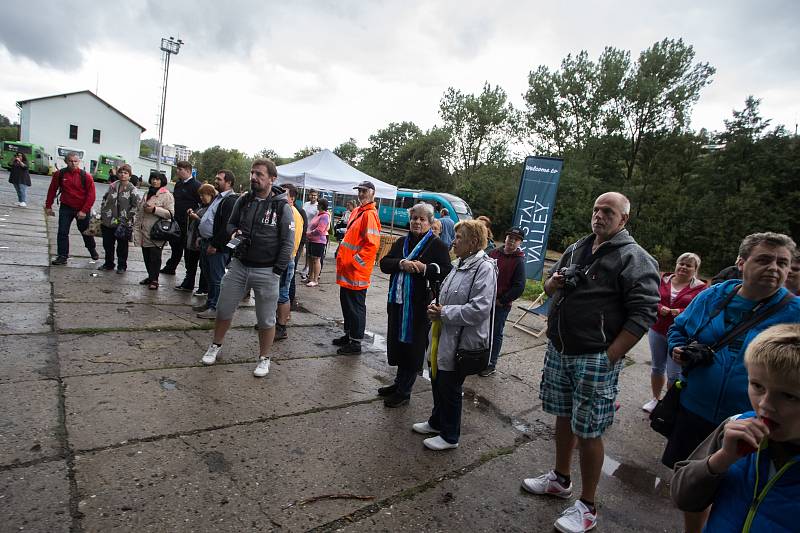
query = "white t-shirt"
xmin=303 ymin=201 xmax=318 ymax=219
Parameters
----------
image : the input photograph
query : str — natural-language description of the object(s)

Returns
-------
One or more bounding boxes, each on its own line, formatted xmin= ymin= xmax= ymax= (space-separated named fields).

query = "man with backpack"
xmin=45 ymin=152 xmax=98 ymax=265
xmin=199 ymin=159 xmax=295 ymax=378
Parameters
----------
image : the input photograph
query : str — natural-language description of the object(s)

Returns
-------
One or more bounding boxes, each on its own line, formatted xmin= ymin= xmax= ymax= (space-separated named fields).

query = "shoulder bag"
xmin=149 ymin=202 xmax=182 ymax=242
xmin=453 ymin=258 xmax=496 ymax=377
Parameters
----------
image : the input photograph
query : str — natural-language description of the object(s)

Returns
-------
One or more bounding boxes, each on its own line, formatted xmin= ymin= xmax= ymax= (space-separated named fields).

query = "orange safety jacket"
xmin=336 ymin=201 xmax=381 ymax=290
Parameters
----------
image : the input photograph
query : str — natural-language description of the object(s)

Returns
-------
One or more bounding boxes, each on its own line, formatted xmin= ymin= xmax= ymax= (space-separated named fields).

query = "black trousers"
xmin=164 ymin=220 xmax=199 ymax=285
xmin=429 ymin=369 xmax=466 ymax=444
xmin=101 ymin=225 xmax=129 ymax=269
xmin=141 ymin=246 xmax=163 ymax=282
xmin=339 ymin=286 xmax=367 ymax=342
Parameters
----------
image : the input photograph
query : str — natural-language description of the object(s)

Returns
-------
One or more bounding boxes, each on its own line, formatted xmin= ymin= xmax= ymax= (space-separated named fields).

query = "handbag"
xmin=82 ymin=213 xmax=102 ymax=237
xmin=150 ymin=217 xmax=181 ymax=242
xmin=452 ymin=258 xmax=496 ymax=377
xmin=649 ymin=380 xmax=685 ymax=437
xmin=115 ymin=223 xmax=133 ymax=241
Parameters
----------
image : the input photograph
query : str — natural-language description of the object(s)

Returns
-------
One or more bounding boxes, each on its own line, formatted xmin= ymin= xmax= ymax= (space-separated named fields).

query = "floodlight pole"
xmin=156 ymin=36 xmax=183 ymax=171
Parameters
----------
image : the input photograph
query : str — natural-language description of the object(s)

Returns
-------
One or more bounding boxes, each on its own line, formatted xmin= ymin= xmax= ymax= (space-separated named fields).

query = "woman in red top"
xmin=643 ymin=252 xmax=706 ymax=413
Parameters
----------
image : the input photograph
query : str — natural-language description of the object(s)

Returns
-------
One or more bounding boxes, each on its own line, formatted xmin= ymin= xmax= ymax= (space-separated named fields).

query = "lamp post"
xmin=156 ymin=36 xmax=183 ymax=171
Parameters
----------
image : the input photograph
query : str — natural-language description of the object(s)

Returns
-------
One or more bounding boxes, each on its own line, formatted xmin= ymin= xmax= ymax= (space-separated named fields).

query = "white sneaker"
xmin=521 ymin=470 xmax=573 ymax=498
xmin=253 ymin=357 xmax=270 ymax=377
xmin=19 ymin=202 xmax=27 ymax=207
xmin=202 ymin=344 xmax=221 ymax=365
xmin=554 ymin=500 xmax=597 ymax=533
xmin=423 ymin=436 xmax=458 ymax=450
xmin=412 ymin=421 xmax=439 ymax=435
xmin=642 ymin=398 xmax=658 ymax=413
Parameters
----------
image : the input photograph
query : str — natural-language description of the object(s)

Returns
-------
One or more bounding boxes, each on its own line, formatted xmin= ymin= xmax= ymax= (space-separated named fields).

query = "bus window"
xmin=4 ymin=142 xmax=33 ymax=155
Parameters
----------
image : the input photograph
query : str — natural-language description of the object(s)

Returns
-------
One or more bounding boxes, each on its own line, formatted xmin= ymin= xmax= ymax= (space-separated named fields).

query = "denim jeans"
xmin=200 ymin=241 xmax=229 ymax=310
xmin=57 ymin=205 xmax=96 ymax=258
xmin=13 ymin=183 xmax=28 ymax=203
xmin=428 ymin=369 xmax=466 ymax=444
xmin=489 ymin=306 xmax=511 ymax=367
xmin=393 ymin=365 xmax=418 ymax=397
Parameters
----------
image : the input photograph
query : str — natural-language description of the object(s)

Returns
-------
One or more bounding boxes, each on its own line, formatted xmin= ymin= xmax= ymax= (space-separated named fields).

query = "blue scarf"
xmin=388 ymin=230 xmax=434 ymax=343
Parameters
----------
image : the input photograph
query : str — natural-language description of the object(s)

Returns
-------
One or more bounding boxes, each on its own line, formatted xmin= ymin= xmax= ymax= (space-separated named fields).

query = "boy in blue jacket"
xmin=671 ymin=324 xmax=800 ymax=533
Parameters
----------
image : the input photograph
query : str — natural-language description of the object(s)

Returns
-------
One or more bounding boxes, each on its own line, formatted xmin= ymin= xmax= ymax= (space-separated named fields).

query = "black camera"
xmin=559 ymin=264 xmax=585 ymax=291
xmin=679 ymin=341 xmax=716 ymax=371
xmin=227 ymin=235 xmax=250 ymax=257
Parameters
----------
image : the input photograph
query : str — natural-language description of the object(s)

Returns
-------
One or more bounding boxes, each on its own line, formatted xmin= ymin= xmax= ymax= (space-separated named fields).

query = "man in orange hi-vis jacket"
xmin=334 ymin=180 xmax=382 ymax=355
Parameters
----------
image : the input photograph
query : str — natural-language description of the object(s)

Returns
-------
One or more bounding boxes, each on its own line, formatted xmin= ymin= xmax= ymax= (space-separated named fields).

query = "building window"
xmin=92 ymin=129 xmax=101 ymax=144
xmin=69 ymin=124 xmax=78 ymax=140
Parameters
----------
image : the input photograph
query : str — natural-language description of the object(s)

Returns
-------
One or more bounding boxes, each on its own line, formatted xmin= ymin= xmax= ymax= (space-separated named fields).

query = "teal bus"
xmin=1 ymin=141 xmax=52 ymax=174
xmin=378 ymin=189 xmax=472 ymax=228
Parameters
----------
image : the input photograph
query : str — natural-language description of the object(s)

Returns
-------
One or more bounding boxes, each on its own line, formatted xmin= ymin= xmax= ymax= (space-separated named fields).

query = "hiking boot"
xmin=253 ymin=357 xmax=271 ymax=377
xmin=332 ymin=334 xmax=350 ymax=346
xmin=51 ymin=256 xmax=67 ymax=265
xmin=554 ymin=500 xmax=597 ymax=533
xmin=521 ymin=470 xmax=573 ymax=499
xmin=337 ymin=342 xmax=361 ymax=355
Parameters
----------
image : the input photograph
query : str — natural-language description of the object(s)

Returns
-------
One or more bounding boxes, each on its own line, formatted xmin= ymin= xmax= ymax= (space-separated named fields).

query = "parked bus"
xmin=1 ymin=141 xmax=52 ymax=174
xmin=379 ymin=189 xmax=472 ymax=227
xmin=93 ymin=154 xmax=126 ymax=182
xmin=54 ymin=146 xmax=86 ymax=171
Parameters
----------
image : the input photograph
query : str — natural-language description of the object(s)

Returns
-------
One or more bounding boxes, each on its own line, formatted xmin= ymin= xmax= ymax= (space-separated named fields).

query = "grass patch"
xmin=521 ymin=279 xmax=545 ymax=301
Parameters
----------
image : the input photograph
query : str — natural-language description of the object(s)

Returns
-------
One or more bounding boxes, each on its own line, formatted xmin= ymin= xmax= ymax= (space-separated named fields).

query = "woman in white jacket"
xmin=413 ymin=219 xmax=497 ymax=450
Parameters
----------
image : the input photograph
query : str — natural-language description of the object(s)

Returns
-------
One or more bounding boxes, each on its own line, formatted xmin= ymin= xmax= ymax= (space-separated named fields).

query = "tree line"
xmin=179 ymin=38 xmax=798 ymax=276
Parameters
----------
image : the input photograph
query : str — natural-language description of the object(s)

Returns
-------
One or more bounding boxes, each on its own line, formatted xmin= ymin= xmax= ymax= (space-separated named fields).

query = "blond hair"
xmin=744 ymin=324 xmax=800 ymax=383
xmin=455 ymin=220 xmax=488 ymax=254
xmin=676 ymin=252 xmax=701 ymax=271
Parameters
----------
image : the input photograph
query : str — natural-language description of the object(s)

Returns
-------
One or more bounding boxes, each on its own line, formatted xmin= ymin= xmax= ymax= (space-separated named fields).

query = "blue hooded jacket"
xmin=668 ymin=279 xmax=800 ymax=425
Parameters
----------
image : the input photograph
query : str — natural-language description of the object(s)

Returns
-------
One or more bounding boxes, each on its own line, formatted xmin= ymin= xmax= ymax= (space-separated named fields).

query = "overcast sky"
xmin=1 ymin=0 xmax=797 ymax=157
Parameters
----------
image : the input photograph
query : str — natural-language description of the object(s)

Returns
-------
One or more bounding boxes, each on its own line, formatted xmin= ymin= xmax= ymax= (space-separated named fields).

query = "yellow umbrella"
xmin=429 ymin=319 xmax=441 ymax=380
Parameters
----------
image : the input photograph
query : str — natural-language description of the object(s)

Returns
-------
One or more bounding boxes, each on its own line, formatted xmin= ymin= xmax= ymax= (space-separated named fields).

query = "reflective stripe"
xmin=367 ymin=228 xmax=381 ymax=236
xmin=337 ymin=274 xmax=370 ymax=287
xmin=354 ymin=254 xmax=365 ymax=267
xmin=340 ymin=241 xmax=361 ymax=252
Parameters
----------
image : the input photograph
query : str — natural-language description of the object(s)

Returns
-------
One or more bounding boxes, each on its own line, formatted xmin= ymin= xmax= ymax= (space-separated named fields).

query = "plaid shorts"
xmin=539 ymin=342 xmax=623 ymax=439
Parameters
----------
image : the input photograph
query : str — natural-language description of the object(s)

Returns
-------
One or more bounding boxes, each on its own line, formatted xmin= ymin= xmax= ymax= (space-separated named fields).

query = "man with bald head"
xmin=522 ymin=192 xmax=659 ymax=533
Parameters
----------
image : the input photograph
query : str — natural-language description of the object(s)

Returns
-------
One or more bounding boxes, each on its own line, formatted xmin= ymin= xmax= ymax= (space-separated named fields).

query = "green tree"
xmin=0 ymin=114 xmax=12 ymax=127
xmin=291 ymin=146 xmax=322 ymax=162
xmin=359 ymin=121 xmax=422 ymax=182
xmin=439 ymin=82 xmax=516 ymax=179
xmin=334 ymin=138 xmax=361 ymax=166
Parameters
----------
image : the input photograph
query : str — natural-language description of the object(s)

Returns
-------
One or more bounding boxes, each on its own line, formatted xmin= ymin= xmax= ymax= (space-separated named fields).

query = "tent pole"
xmin=390 ymin=197 xmax=397 ymax=236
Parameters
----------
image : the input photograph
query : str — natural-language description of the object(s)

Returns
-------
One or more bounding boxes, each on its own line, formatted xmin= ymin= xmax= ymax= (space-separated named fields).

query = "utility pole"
xmin=156 ymin=36 xmax=184 ymax=172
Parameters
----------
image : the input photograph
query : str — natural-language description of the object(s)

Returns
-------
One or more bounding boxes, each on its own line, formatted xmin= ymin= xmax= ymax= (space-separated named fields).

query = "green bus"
xmin=1 ymin=141 xmax=52 ymax=175
xmin=93 ymin=154 xmax=126 ymax=182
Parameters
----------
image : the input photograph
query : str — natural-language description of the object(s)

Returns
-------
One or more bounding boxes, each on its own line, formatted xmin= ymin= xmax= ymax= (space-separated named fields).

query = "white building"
xmin=16 ymin=90 xmax=172 ymax=179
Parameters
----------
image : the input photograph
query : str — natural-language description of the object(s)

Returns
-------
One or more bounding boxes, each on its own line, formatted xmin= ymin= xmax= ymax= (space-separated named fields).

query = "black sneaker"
xmin=139 ymin=278 xmax=151 ymax=285
xmin=51 ymin=256 xmax=67 ymax=265
xmin=332 ymin=334 xmax=350 ymax=346
xmin=478 ymin=366 xmax=496 ymax=377
xmin=116 ymin=267 xmax=126 ymax=274
xmin=160 ymin=267 xmax=176 ymax=275
xmin=192 ymin=303 xmax=209 ymax=312
xmin=383 ymin=393 xmax=410 ymax=408
xmin=97 ymin=264 xmax=114 ymax=271
xmin=90 ymin=250 xmax=100 ymax=261
xmin=274 ymin=324 xmax=288 ymax=341
xmin=337 ymin=342 xmax=362 ymax=355
xmin=174 ymin=285 xmax=193 ymax=292
xmin=377 ymin=384 xmax=397 ymax=397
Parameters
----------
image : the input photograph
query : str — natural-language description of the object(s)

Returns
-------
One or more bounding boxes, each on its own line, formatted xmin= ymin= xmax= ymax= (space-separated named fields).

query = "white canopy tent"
xmin=276 ymin=149 xmax=397 ymax=200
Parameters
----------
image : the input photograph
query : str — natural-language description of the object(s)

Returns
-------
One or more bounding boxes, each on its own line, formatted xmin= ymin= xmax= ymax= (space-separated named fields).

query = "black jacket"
xmin=9 ymin=160 xmax=31 ymax=186
xmin=226 ymin=187 xmax=294 ymax=275
xmin=172 ymin=177 xmax=201 ymax=225
xmin=380 ymin=232 xmax=452 ymax=311
xmin=546 ymin=230 xmax=660 ymax=355
xmin=210 ymin=192 xmax=239 ymax=250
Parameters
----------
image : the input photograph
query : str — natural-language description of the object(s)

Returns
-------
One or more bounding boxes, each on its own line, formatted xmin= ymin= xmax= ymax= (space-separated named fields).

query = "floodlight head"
xmin=160 ymin=37 xmax=182 ymax=55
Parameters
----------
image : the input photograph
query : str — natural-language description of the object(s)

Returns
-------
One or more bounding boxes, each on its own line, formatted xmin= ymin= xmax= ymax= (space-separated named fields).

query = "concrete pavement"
xmin=0 ymin=172 xmax=679 ymax=532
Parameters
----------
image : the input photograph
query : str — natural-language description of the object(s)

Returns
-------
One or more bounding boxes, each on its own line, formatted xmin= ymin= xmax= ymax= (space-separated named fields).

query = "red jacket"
xmin=651 ymin=273 xmax=706 ymax=335
xmin=45 ymin=168 xmax=96 ymax=213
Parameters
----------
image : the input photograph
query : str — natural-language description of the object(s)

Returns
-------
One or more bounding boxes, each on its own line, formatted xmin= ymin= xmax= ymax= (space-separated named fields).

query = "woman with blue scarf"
xmin=379 ymin=203 xmax=451 ymax=408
